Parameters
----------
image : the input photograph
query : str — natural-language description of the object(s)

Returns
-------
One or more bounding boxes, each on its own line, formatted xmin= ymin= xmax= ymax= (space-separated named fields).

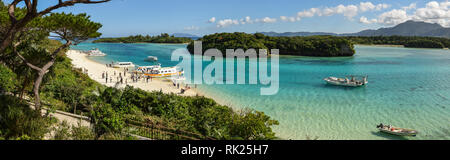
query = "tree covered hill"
xmin=93 ymin=33 xmax=193 ymax=43
xmin=187 ymin=32 xmax=355 ymax=57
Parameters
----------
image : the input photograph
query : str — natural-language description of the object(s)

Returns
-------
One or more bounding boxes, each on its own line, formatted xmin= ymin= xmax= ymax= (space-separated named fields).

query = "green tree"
xmin=12 ymin=13 xmax=102 ymax=110
xmin=0 ymin=64 xmax=17 ymax=93
xmin=0 ymin=0 xmax=110 ymax=54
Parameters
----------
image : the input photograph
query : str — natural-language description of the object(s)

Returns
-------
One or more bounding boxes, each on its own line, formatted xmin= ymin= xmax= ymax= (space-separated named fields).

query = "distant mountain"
xmin=345 ymin=20 xmax=450 ymax=38
xmin=259 ymin=31 xmax=337 ymax=37
xmin=172 ymin=33 xmax=199 ymax=38
xmin=260 ymin=21 xmax=450 ymax=38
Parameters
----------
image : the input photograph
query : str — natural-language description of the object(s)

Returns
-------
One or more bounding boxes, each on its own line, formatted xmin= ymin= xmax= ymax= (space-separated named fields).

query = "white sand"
xmin=66 ymin=50 xmax=199 ymax=96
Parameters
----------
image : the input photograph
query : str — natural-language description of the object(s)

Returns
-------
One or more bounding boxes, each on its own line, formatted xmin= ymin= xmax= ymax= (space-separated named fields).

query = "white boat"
xmin=144 ymin=66 xmax=183 ymax=78
xmin=377 ymin=123 xmax=418 ymax=137
xmin=324 ymin=75 xmax=368 ymax=87
xmin=112 ymin=62 xmax=135 ymax=68
xmin=144 ymin=56 xmax=158 ymax=61
xmin=86 ymin=48 xmax=106 ymax=56
xmin=136 ymin=64 xmax=161 ymax=73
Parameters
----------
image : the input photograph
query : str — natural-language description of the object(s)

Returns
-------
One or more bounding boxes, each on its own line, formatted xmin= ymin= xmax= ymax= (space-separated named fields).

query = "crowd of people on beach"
xmin=101 ymin=68 xmax=135 ymax=85
xmin=98 ymin=66 xmax=194 ymax=95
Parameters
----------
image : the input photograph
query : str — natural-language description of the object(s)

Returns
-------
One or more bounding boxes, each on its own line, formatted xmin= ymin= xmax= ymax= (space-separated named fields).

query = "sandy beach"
xmin=66 ymin=50 xmax=199 ymax=96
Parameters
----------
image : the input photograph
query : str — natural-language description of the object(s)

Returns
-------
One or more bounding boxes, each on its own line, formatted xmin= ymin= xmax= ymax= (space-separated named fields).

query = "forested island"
xmin=187 ymin=33 xmax=449 ymax=57
xmin=345 ymin=36 xmax=450 ymax=49
xmin=187 ymin=32 xmax=355 ymax=57
xmin=93 ymin=33 xmax=193 ymax=44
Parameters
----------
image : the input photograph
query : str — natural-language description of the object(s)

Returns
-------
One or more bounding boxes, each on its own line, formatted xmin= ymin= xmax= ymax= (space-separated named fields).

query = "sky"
xmin=6 ymin=0 xmax=450 ymax=37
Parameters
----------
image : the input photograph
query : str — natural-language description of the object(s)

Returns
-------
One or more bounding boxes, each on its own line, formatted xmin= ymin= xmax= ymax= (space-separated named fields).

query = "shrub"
xmin=0 ymin=95 xmax=52 ymax=139
xmin=0 ymin=64 xmax=17 ymax=93
xmin=52 ymin=121 xmax=95 ymax=140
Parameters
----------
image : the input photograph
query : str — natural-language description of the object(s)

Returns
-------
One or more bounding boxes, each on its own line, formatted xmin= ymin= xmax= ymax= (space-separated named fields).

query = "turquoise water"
xmin=71 ymin=43 xmax=450 ymax=140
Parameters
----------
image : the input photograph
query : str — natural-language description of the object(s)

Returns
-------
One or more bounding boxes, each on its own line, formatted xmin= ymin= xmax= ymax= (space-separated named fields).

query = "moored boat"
xmin=136 ymin=64 xmax=161 ymax=73
xmin=376 ymin=123 xmax=418 ymax=136
xmin=144 ymin=56 xmax=158 ymax=61
xmin=324 ymin=75 xmax=368 ymax=87
xmin=144 ymin=66 xmax=183 ymax=78
xmin=112 ymin=62 xmax=135 ymax=68
xmin=86 ymin=48 xmax=106 ymax=56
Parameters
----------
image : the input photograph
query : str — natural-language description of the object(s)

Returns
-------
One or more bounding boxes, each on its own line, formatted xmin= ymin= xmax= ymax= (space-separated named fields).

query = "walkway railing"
xmin=126 ymin=119 xmax=215 ymax=140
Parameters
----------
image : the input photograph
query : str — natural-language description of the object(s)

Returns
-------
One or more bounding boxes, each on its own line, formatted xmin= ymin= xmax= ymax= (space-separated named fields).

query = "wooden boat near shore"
xmin=324 ymin=75 xmax=368 ymax=87
xmin=377 ymin=123 xmax=418 ymax=137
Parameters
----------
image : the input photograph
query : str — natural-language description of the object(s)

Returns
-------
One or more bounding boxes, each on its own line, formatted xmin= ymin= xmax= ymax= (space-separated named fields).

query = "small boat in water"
xmin=86 ymin=48 xmax=106 ymax=56
xmin=324 ymin=75 xmax=368 ymax=87
xmin=377 ymin=123 xmax=418 ymax=136
xmin=112 ymin=62 xmax=135 ymax=68
xmin=144 ymin=56 xmax=158 ymax=61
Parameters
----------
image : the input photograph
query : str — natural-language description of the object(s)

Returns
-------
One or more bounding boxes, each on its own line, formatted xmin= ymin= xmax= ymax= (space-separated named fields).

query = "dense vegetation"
xmin=187 ymin=32 xmax=356 ymax=57
xmin=0 ymin=1 xmax=278 ymax=140
xmin=344 ymin=36 xmax=450 ymax=49
xmin=0 ymin=51 xmax=279 ymax=140
xmin=93 ymin=33 xmax=193 ymax=43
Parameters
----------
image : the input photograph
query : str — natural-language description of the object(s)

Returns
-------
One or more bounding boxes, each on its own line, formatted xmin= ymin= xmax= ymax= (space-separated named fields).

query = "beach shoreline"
xmin=66 ymin=50 xmax=199 ymax=96
xmin=355 ymin=44 xmax=405 ymax=48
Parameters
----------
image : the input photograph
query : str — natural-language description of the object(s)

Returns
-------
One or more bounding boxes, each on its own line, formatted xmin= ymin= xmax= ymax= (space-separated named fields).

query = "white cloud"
xmin=261 ymin=17 xmax=277 ymax=23
xmin=215 ymin=16 xmax=276 ymax=28
xmin=208 ymin=17 xmax=216 ymax=23
xmin=365 ymin=1 xmax=450 ymax=27
xmin=216 ymin=19 xmax=239 ymax=28
xmin=359 ymin=2 xmax=391 ymax=12
xmin=210 ymin=1 xmax=392 ymax=28
xmin=377 ymin=9 xmax=410 ymax=25
xmin=280 ymin=16 xmax=296 ymax=22
xmin=294 ymin=2 xmax=390 ymax=20
xmin=359 ymin=16 xmax=378 ymax=24
xmin=375 ymin=4 xmax=391 ymax=10
xmin=412 ymin=1 xmax=450 ymax=27
xmin=402 ymin=3 xmax=417 ymax=11
xmin=184 ymin=25 xmax=200 ymax=31
xmin=297 ymin=8 xmax=320 ymax=17
xmin=359 ymin=2 xmax=376 ymax=12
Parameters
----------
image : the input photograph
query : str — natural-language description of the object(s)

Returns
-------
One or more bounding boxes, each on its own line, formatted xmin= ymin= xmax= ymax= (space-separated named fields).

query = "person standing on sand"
xmin=114 ymin=71 xmax=116 ymax=76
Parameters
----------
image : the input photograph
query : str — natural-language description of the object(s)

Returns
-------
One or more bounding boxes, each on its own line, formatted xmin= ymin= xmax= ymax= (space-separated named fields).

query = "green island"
xmin=0 ymin=1 xmax=278 ymax=140
xmin=93 ymin=33 xmax=193 ymax=44
xmin=187 ymin=33 xmax=450 ymax=57
xmin=187 ymin=32 xmax=356 ymax=57
xmin=344 ymin=36 xmax=450 ymax=49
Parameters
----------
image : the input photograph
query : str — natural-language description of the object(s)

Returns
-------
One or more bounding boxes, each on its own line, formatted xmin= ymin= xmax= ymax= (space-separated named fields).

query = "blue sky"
xmin=7 ymin=0 xmax=449 ymax=37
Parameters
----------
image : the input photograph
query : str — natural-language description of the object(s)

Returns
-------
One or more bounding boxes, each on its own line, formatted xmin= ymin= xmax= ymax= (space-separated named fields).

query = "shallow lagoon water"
xmin=72 ymin=43 xmax=450 ymax=140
